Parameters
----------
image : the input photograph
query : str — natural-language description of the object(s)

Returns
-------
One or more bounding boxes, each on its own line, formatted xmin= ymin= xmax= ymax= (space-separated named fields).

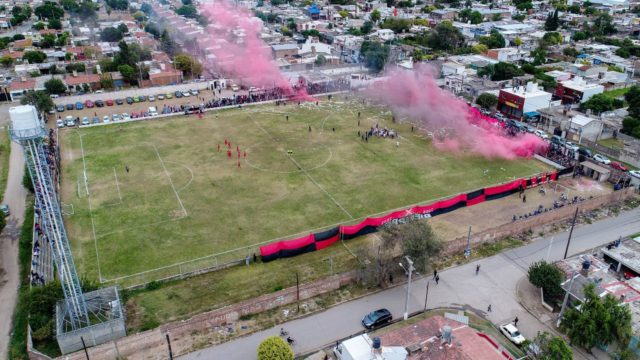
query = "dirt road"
xmin=0 ymin=141 xmax=27 ymax=359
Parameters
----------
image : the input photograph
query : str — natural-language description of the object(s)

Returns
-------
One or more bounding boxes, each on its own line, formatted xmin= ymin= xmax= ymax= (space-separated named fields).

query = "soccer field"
xmin=58 ymin=99 xmax=550 ymax=285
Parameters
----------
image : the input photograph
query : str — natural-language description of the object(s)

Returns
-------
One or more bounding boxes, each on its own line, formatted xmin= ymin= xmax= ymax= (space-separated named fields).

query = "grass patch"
xmin=433 ymin=236 xmax=525 ymax=270
xmin=59 ymin=101 xmax=550 ymax=286
xmin=598 ymin=138 xmax=624 ymax=150
xmin=8 ymin=197 xmax=35 ymax=360
xmin=600 ymin=88 xmax=631 ymax=101
xmin=0 ymin=128 xmax=10 ymax=203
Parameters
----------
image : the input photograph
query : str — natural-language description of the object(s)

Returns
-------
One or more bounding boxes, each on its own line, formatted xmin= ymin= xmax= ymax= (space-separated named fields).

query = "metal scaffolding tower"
xmin=10 ymin=106 xmax=89 ymax=331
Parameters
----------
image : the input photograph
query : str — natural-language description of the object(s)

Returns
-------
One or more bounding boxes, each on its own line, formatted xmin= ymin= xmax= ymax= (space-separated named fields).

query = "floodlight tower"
xmin=9 ymin=105 xmax=89 ymax=330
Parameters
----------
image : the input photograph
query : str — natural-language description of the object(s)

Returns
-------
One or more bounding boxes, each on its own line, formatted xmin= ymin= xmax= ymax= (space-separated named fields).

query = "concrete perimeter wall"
xmin=43 ymin=189 xmax=637 ymax=360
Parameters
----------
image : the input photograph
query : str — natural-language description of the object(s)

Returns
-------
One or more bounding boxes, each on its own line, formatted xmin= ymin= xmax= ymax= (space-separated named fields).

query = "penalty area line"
xmin=153 ymin=144 xmax=188 ymax=217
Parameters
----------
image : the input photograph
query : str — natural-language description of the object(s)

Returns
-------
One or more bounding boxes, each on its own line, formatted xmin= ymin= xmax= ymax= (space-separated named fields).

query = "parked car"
xmin=551 ymin=135 xmax=565 ymax=145
xmin=112 ymin=113 xmax=120 ymax=122
xmin=362 ymin=309 xmax=392 ymax=329
xmin=534 ymin=130 xmax=548 ymax=140
xmin=190 ymin=89 xmax=199 ymax=96
xmin=182 ymin=91 xmax=191 ymax=97
xmin=56 ymin=119 xmax=65 ymax=128
xmin=121 ymin=113 xmax=131 ymax=121
xmin=563 ymin=141 xmax=579 ymax=152
xmin=630 ymin=170 xmax=640 ymax=180
xmin=48 ymin=107 xmax=56 ymax=114
xmin=116 ymin=98 xmax=124 ymax=105
xmin=95 ymin=100 xmax=105 ymax=107
xmin=157 ymin=94 xmax=165 ymax=100
xmin=75 ymin=102 xmax=84 ymax=110
xmin=85 ymin=100 xmax=94 ymax=108
xmin=66 ymin=103 xmax=74 ymax=110
xmin=148 ymin=106 xmax=158 ymax=116
xmin=65 ymin=115 xmax=75 ymax=127
xmin=577 ymin=148 xmax=593 ymax=158
xmin=0 ymin=204 xmax=9 ymax=216
xmin=106 ymin=99 xmax=114 ymax=106
xmin=231 ymin=84 xmax=240 ymax=92
xmin=92 ymin=116 xmax=100 ymax=124
xmin=139 ymin=95 xmax=147 ymax=102
xmin=610 ymin=162 xmax=628 ymax=172
xmin=500 ymin=323 xmax=526 ymax=345
xmin=81 ymin=116 xmax=90 ymax=125
xmin=593 ymin=154 xmax=611 ymax=165
xmin=166 ymin=93 xmax=173 ymax=99
xmin=102 ymin=115 xmax=110 ymax=123
xmin=133 ymin=96 xmax=140 ymax=103
xmin=148 ymin=95 xmax=155 ymax=102
xmin=126 ymin=97 xmax=134 ymax=104
xmin=56 ymin=104 xmax=65 ymax=112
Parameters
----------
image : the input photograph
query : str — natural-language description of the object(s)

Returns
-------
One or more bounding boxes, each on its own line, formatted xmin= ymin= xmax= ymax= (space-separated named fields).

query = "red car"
xmin=610 ymin=162 xmax=628 ymax=172
xmin=106 ymin=99 xmax=114 ymax=106
xmin=85 ymin=99 xmax=94 ymax=108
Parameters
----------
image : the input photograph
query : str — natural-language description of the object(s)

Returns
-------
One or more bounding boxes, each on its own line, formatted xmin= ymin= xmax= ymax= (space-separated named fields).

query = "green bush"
xmin=257 ymin=336 xmax=293 ymax=360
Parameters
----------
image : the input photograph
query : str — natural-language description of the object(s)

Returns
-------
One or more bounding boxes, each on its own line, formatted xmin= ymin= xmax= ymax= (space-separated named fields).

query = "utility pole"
xmin=296 ymin=272 xmax=300 ymax=312
xmin=464 ymin=226 xmax=472 ymax=258
xmin=399 ymin=256 xmax=415 ymax=320
xmin=423 ymin=281 xmax=430 ymax=312
xmin=545 ymin=237 xmax=555 ymax=262
xmin=166 ymin=334 xmax=173 ymax=360
xmin=563 ymin=207 xmax=579 ymax=259
xmin=557 ymin=270 xmax=577 ymax=327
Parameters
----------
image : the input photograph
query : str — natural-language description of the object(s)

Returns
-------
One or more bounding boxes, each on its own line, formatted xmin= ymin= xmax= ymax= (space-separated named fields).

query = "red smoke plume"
xmin=199 ymin=1 xmax=310 ymax=98
xmin=366 ymin=65 xmax=547 ymax=159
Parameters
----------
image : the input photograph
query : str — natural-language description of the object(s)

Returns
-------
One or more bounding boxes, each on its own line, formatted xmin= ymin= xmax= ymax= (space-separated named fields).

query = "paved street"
xmin=180 ymin=206 xmax=640 ymax=360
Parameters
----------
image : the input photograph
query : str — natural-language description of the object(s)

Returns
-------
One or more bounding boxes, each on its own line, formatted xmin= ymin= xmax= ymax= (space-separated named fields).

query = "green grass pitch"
xmin=58 ymin=99 xmax=550 ymax=283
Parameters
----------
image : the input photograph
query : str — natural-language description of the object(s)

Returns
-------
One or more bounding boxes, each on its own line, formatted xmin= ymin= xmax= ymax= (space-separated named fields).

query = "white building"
xmin=557 ymin=76 xmax=604 ymax=104
xmin=335 ymin=334 xmax=407 ymax=360
xmin=498 ymin=82 xmax=553 ymax=119
xmin=375 ymin=29 xmax=395 ymax=41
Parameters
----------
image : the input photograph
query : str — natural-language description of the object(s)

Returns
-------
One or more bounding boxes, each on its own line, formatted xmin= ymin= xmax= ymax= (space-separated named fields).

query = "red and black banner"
xmin=260 ymin=171 xmax=559 ymax=262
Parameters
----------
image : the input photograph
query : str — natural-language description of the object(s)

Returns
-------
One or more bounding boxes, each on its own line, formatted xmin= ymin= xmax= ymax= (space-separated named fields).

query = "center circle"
xmin=244 ymin=140 xmax=333 ymax=174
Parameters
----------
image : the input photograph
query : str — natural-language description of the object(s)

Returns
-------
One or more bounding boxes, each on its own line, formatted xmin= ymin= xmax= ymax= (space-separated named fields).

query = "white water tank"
xmin=9 ymin=105 xmax=41 ymax=140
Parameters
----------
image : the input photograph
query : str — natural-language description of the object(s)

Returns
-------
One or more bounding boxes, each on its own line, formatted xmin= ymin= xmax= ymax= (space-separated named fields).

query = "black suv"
xmin=95 ymin=100 xmax=105 ymax=107
xmin=362 ymin=309 xmax=392 ymax=329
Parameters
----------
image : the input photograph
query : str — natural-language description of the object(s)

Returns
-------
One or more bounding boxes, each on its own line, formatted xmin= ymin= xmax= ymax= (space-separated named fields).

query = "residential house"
xmin=498 ymin=82 xmax=553 ymax=119
xmin=8 ymin=78 xmax=36 ymax=101
xmin=147 ymin=66 xmax=183 ymax=86
xmin=271 ymin=43 xmax=299 ymax=60
xmin=430 ymin=8 xmax=457 ymax=21
xmin=556 ymin=76 xmax=604 ymax=104
xmin=65 ymin=73 xmax=101 ymax=92
xmin=485 ymin=47 xmax=529 ymax=63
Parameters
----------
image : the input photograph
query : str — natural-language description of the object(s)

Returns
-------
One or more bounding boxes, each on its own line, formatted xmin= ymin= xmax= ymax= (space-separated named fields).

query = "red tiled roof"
xmin=65 ymin=74 xmax=101 ymax=85
xmin=39 ymin=29 xmax=57 ymax=35
xmin=10 ymin=79 xmax=36 ymax=91
xmin=5 ymin=51 xmax=23 ymax=59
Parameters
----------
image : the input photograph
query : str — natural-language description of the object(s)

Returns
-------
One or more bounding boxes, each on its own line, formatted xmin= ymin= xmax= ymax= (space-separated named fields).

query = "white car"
xmin=231 ymin=84 xmax=240 ymax=92
xmin=593 ymin=154 xmax=611 ymax=165
xmin=190 ymin=89 xmax=199 ymax=96
xmin=148 ymin=95 xmax=155 ymax=102
xmin=56 ymin=119 xmax=65 ymax=128
xmin=112 ymin=113 xmax=120 ymax=122
xmin=157 ymin=94 xmax=165 ymax=100
xmin=534 ymin=130 xmax=548 ymax=139
xmin=102 ymin=115 xmax=110 ymax=123
xmin=65 ymin=116 xmax=75 ymax=127
xmin=81 ymin=116 xmax=90 ymax=125
xmin=500 ymin=323 xmax=526 ymax=345
xmin=564 ymin=141 xmax=579 ymax=152
xmin=182 ymin=91 xmax=190 ymax=97
xmin=121 ymin=113 xmax=131 ymax=121
xmin=629 ymin=170 xmax=640 ymax=179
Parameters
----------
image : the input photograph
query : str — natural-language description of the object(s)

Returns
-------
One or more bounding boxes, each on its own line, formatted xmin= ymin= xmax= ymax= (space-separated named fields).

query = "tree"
xmin=544 ymin=9 xmax=559 ymax=31
xmin=563 ymin=47 xmax=579 ymax=58
xmin=105 ymin=0 xmax=128 ymax=10
xmin=528 ymin=261 xmax=564 ymax=302
xmin=476 ymin=93 xmax=498 ymax=109
xmin=160 ymin=30 xmax=178 ymax=57
xmin=101 ymin=27 xmax=124 ymax=42
xmin=531 ymin=47 xmax=547 ymax=65
xmin=118 ymin=64 xmax=137 ymax=85
xmin=76 ymin=1 xmax=97 ymax=21
xmin=395 ymin=222 xmax=442 ymax=272
xmin=48 ymin=17 xmax=61 ymax=29
xmin=21 ymin=91 xmax=54 ymax=113
xmin=528 ymin=331 xmax=572 ymax=360
xmin=34 ymin=1 xmax=64 ymax=19
xmin=145 ymin=23 xmax=160 ymax=38
xmin=0 ymin=55 xmax=13 ymax=68
xmin=100 ymin=74 xmax=114 ymax=90
xmin=360 ymin=41 xmax=389 ymax=72
xmin=39 ymin=34 xmax=56 ymax=48
xmin=315 ymin=54 xmax=327 ymax=66
xmin=580 ymin=93 xmax=621 ymax=114
xmin=173 ymin=54 xmax=202 ymax=78
xmin=22 ymin=50 xmax=47 ymax=64
xmin=380 ymin=18 xmax=411 ymax=33
xmin=360 ymin=20 xmax=373 ymax=34
xmin=370 ymin=8 xmax=381 ymax=23
xmin=428 ymin=21 xmax=464 ymax=51
xmin=560 ymin=283 xmax=632 ymax=351
xmin=479 ymin=29 xmax=505 ymax=49
xmin=592 ymin=13 xmax=616 ymax=36
xmin=472 ymin=43 xmax=488 ymax=54
xmin=44 ymin=78 xmax=66 ymax=94
xmin=61 ymin=0 xmax=79 ymax=11
xmin=177 ymin=5 xmax=197 ymax=18
xmin=33 ymin=22 xmax=45 ymax=30
xmin=514 ymin=36 xmax=523 ymax=48
xmin=141 ymin=2 xmax=153 ymax=14
xmin=257 ymin=336 xmax=293 ymax=360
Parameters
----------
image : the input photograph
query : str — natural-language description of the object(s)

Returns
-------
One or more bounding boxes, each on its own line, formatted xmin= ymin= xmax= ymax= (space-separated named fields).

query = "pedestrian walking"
xmin=475 ymin=264 xmax=480 ymax=275
xmin=125 ymin=165 xmax=129 ymax=173
xmin=435 ymin=275 xmax=440 ymax=284
xmin=487 ymin=304 xmax=492 ymax=312
xmin=389 ymin=273 xmax=393 ymax=284
xmin=286 ymin=115 xmax=289 ymax=121
xmin=523 ymin=195 xmax=527 ymax=203
xmin=358 ymin=112 xmax=361 ymax=118
xmin=433 ymin=269 xmax=437 ymax=279
xmin=358 ymin=119 xmax=360 ymax=126
xmin=514 ymin=316 xmax=518 ymax=326
xmin=308 ymin=125 xmax=311 ymax=132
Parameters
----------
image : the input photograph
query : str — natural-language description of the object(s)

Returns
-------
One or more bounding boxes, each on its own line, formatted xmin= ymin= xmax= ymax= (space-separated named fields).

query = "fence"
xmin=52 ymin=272 xmax=356 ymax=360
xmin=444 ymin=187 xmax=636 ymax=255
xmin=580 ymin=138 xmax=640 ymax=168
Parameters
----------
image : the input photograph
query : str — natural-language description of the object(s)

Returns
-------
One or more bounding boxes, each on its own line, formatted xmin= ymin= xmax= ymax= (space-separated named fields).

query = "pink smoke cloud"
xmin=365 ymin=65 xmax=547 ymax=160
xmin=199 ymin=1 xmax=310 ymax=99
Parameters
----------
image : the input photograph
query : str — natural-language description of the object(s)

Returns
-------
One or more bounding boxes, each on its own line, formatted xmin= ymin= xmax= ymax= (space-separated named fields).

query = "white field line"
xmin=152 ymin=144 xmax=188 ymax=217
xmin=251 ymin=117 xmax=354 ymax=219
xmin=112 ymin=167 xmax=123 ymax=202
xmin=76 ymin=130 xmax=103 ymax=281
xmin=95 ymin=217 xmax=186 ymax=239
